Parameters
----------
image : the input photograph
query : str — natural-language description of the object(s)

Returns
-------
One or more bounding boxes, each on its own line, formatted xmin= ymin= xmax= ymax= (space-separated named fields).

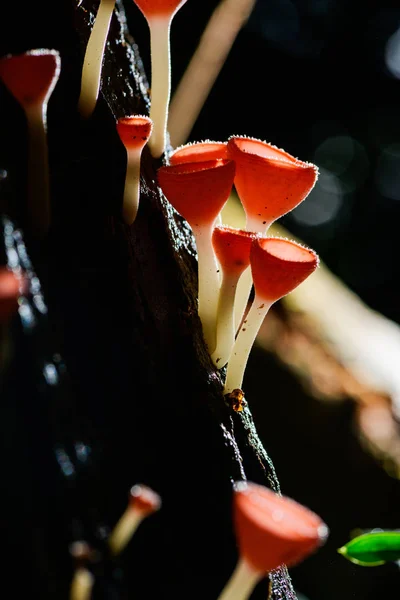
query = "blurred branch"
xmin=168 ymin=0 xmax=256 ymax=148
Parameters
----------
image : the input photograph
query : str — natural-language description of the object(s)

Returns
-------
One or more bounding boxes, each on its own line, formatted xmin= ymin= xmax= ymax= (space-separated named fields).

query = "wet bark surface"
xmin=0 ymin=2 xmax=296 ymax=598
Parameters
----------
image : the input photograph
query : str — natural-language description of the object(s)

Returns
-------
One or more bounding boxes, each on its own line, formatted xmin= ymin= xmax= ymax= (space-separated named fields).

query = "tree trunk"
xmin=0 ymin=2 xmax=296 ymax=598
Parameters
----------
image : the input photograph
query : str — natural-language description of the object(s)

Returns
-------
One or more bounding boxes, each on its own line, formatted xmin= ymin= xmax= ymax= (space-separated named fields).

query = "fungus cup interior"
xmin=228 ymin=136 xmax=301 ymax=164
xmin=169 ymin=140 xmax=228 ymax=165
xmin=251 ymin=237 xmax=319 ymax=302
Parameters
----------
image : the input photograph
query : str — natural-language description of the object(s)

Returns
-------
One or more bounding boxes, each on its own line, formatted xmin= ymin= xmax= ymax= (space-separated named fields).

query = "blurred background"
xmin=124 ymin=1 xmax=400 ymax=599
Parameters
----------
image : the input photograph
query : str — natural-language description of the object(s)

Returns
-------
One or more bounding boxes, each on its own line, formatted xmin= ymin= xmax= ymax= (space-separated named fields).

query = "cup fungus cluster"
xmin=157 ymin=137 xmax=319 ymax=401
xmin=0 ymin=8 xmax=326 ymax=599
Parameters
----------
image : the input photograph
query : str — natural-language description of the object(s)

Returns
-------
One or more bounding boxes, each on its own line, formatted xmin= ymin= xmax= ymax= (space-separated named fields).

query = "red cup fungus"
xmin=157 ymin=158 xmax=236 ymax=352
xmin=217 ymin=481 xmax=328 ymax=600
xmin=116 ymin=115 xmax=153 ymax=225
xmin=224 ymin=237 xmax=319 ymax=396
xmin=0 ymin=48 xmax=61 ymax=238
xmin=169 ymin=140 xmax=228 ymax=165
xmin=211 ymin=226 xmax=256 ymax=369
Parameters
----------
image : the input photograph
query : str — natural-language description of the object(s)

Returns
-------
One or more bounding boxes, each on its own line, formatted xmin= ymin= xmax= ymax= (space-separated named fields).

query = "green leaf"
xmin=338 ymin=531 xmax=400 ymax=566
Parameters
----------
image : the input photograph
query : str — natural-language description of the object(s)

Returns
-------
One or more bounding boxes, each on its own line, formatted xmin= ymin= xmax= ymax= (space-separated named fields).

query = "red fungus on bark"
xmin=210 ymin=226 xmax=256 ymax=369
xmin=131 ymin=0 xmax=188 ymax=158
xmin=224 ymin=237 xmax=319 ymax=396
xmin=169 ymin=140 xmax=228 ymax=165
xmin=108 ymin=483 xmax=161 ymax=556
xmin=157 ymin=158 xmax=236 ymax=352
xmin=116 ymin=115 xmax=153 ymax=225
xmin=217 ymin=481 xmax=328 ymax=600
xmin=0 ymin=49 xmax=61 ymax=237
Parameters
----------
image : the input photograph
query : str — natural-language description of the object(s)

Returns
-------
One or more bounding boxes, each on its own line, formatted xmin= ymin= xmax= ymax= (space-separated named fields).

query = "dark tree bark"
xmin=0 ymin=2 xmax=296 ymax=599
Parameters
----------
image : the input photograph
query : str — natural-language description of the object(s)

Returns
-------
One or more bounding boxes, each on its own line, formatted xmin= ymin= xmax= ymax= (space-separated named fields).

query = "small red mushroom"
xmin=131 ymin=0 xmax=188 ymax=158
xmin=217 ymin=481 xmax=328 ymax=600
xmin=78 ymin=0 xmax=117 ymax=119
xmin=169 ymin=140 xmax=228 ymax=227
xmin=224 ymin=237 xmax=319 ymax=396
xmin=0 ymin=268 xmax=22 ymax=324
xmin=227 ymin=136 xmax=318 ymax=234
xmin=157 ymin=158 xmax=235 ymax=352
xmin=108 ymin=483 xmax=161 ymax=556
xmin=0 ymin=48 xmax=61 ymax=237
xmin=169 ymin=140 xmax=228 ymax=165
xmin=116 ymin=115 xmax=153 ymax=225
xmin=210 ymin=226 xmax=256 ymax=369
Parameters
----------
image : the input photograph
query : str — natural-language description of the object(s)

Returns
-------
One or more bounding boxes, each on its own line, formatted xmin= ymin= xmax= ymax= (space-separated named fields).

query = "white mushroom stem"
xmin=224 ymin=295 xmax=273 ymax=395
xmin=193 ymin=223 xmax=221 ymax=354
xmin=108 ymin=507 xmax=145 ymax=556
xmin=211 ymin=271 xmax=241 ymax=368
xmin=217 ymin=557 xmax=261 ymax=600
xmin=148 ymin=16 xmax=171 ymax=158
xmin=25 ymin=103 xmax=51 ymax=238
xmin=122 ymin=148 xmax=142 ymax=225
xmin=69 ymin=568 xmax=94 ymax=600
xmin=234 ymin=219 xmax=271 ymax=331
xmin=78 ymin=0 xmax=116 ymax=119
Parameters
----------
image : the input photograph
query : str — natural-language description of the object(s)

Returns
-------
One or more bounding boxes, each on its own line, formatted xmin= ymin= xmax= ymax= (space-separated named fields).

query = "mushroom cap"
xmin=227 ymin=136 xmax=318 ymax=228
xmin=0 ymin=48 xmax=61 ymax=108
xmin=169 ymin=140 xmax=228 ymax=165
xmin=129 ymin=483 xmax=162 ymax=515
xmin=212 ymin=225 xmax=256 ymax=278
xmin=0 ymin=268 xmax=22 ymax=323
xmin=116 ymin=115 xmax=153 ymax=151
xmin=133 ymin=0 xmax=188 ymax=20
xmin=157 ymin=159 xmax=236 ymax=228
xmin=233 ymin=481 xmax=328 ymax=573
xmin=250 ymin=237 xmax=319 ymax=303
